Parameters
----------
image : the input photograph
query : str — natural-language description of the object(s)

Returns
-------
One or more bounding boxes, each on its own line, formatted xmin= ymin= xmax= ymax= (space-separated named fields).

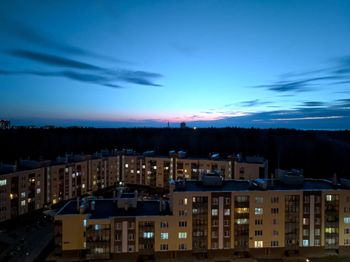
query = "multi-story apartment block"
xmin=0 ymin=161 xmax=45 ymax=221
xmin=120 ymin=152 xmax=267 ymax=188
xmin=54 ymin=172 xmax=350 ymax=260
xmin=0 ymin=150 xmax=267 ymax=223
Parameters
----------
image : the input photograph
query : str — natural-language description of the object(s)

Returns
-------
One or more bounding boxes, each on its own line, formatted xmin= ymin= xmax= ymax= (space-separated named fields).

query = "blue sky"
xmin=1 ymin=0 xmax=350 ymax=129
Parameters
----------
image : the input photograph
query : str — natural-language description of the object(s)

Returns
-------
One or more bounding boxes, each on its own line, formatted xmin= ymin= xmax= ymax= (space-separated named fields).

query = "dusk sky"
xmin=1 ymin=0 xmax=350 ymax=129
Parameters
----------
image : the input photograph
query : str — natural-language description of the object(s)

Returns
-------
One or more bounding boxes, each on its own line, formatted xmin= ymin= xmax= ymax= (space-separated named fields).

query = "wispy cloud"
xmin=188 ymin=98 xmax=350 ymax=129
xmin=252 ymin=56 xmax=350 ymax=93
xmin=271 ymin=116 xmax=343 ymax=121
xmin=300 ymin=101 xmax=326 ymax=107
xmin=0 ymin=16 xmax=124 ymax=63
xmin=3 ymin=49 xmax=163 ymax=88
xmin=8 ymin=49 xmax=102 ymax=70
xmin=239 ymin=99 xmax=271 ymax=107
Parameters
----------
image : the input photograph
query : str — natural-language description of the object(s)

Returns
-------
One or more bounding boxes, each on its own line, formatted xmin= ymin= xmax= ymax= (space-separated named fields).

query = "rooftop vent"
xmin=201 ymin=171 xmax=223 ymax=187
xmin=177 ymin=151 xmax=187 ymax=159
xmin=252 ymin=178 xmax=267 ymax=190
xmin=275 ymin=169 xmax=304 ymax=186
xmin=143 ymin=150 xmax=155 ymax=156
xmin=211 ymin=153 xmax=220 ymax=160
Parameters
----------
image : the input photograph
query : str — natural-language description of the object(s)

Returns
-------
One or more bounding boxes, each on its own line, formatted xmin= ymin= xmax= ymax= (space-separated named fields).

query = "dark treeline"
xmin=1 ymin=127 xmax=350 ymax=179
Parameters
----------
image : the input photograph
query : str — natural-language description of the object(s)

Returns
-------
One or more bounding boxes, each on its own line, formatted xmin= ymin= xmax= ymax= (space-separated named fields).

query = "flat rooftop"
xmin=56 ymin=199 xmax=171 ymax=219
xmin=174 ymin=179 xmax=348 ymax=192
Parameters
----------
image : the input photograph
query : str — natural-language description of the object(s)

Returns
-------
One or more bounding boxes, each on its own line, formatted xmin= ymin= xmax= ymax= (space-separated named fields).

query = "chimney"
xmin=332 ymin=173 xmax=338 ymax=185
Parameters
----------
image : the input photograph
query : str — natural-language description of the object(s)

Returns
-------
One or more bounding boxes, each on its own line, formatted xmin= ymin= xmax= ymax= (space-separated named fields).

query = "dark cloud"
xmin=239 ymin=99 xmax=271 ymax=107
xmin=8 ymin=49 xmax=102 ymax=70
xmin=0 ymin=69 xmax=123 ymax=88
xmin=336 ymin=98 xmax=350 ymax=107
xmin=255 ymin=76 xmax=340 ymax=93
xmin=252 ymin=56 xmax=350 ymax=93
xmin=0 ymin=16 xmax=124 ymax=63
xmin=188 ymin=100 xmax=350 ymax=130
xmin=4 ymin=49 xmax=163 ymax=88
xmin=301 ymin=101 xmax=326 ymax=107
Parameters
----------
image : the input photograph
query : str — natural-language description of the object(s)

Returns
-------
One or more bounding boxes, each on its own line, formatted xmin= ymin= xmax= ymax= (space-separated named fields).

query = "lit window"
xmin=95 ymin=224 xmax=101 ymax=231
xmin=184 ymin=198 xmax=188 ymax=205
xmin=21 ymin=200 xmax=26 ymax=206
xmin=125 ymin=164 xmax=129 ymax=168
xmin=160 ymin=233 xmax=169 ymax=239
xmin=83 ymin=219 xmax=87 ymax=227
xmin=255 ymin=208 xmax=263 ymax=215
xmin=130 ymin=170 xmax=134 ymax=174
xmin=224 ymin=209 xmax=230 ymax=216
xmin=345 ymin=217 xmax=350 ymax=224
xmin=82 ymin=184 xmax=85 ymax=189
xmin=303 ymin=240 xmax=309 ymax=246
xmin=212 ymin=209 xmax=218 ymax=216
xmin=0 ymin=179 xmax=7 ymax=186
xmin=178 ymin=232 xmax=187 ymax=239
xmin=326 ymin=194 xmax=338 ymax=202
xmin=303 ymin=218 xmax=309 ymax=225
xmin=21 ymin=192 xmax=26 ymax=198
xmin=235 ymin=207 xmax=249 ymax=214
xmin=143 ymin=232 xmax=154 ymax=238
xmin=235 ymin=218 xmax=248 ymax=224
xmin=36 ymin=188 xmax=41 ymax=194
xmin=254 ymin=241 xmax=263 ymax=248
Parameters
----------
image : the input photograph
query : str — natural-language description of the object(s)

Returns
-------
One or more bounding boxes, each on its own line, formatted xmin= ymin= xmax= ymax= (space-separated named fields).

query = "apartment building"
xmin=54 ymin=172 xmax=350 ymax=260
xmin=0 ymin=151 xmax=267 ymax=223
xmin=0 ymin=162 xmax=45 ymax=222
xmin=121 ymin=152 xmax=267 ymax=188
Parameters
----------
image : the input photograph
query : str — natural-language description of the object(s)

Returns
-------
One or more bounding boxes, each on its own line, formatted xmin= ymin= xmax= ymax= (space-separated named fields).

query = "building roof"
xmin=174 ymin=178 xmax=346 ymax=192
xmin=56 ymin=199 xmax=171 ymax=219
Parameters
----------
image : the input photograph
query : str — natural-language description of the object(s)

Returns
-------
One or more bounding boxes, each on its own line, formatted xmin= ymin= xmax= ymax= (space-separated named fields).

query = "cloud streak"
xmin=3 ymin=49 xmax=163 ymax=88
xmin=252 ymin=56 xmax=350 ymax=93
xmin=0 ymin=16 xmax=124 ymax=63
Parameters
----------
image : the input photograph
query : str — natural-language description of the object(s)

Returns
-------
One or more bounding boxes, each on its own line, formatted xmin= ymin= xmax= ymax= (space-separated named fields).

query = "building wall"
xmin=56 ymin=214 xmax=88 ymax=251
xmin=233 ymin=161 xmax=266 ymax=180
